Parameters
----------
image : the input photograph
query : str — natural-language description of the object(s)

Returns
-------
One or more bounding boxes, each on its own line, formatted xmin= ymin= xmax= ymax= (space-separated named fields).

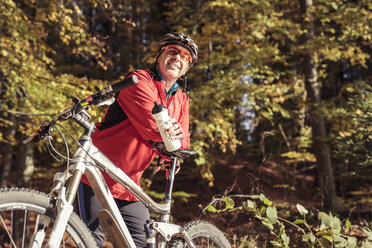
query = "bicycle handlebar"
xmin=22 ymin=122 xmax=54 ymax=144
xmin=23 ymin=76 xmax=138 ymax=144
xmin=109 ymin=75 xmax=139 ymax=93
xmin=80 ymin=75 xmax=138 ymax=106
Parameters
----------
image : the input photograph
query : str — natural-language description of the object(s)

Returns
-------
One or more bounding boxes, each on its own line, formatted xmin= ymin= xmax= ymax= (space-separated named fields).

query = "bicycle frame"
xmin=29 ymin=115 xmax=194 ymax=248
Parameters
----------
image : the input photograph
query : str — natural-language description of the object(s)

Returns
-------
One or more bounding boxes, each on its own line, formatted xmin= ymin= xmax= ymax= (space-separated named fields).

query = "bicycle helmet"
xmin=157 ymin=32 xmax=198 ymax=66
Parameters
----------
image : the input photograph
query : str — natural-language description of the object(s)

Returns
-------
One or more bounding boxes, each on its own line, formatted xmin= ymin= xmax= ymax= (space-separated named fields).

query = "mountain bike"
xmin=0 ymin=75 xmax=231 ymax=248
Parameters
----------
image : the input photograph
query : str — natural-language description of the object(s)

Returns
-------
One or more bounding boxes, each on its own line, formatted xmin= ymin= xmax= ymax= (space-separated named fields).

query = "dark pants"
xmin=78 ymin=183 xmax=149 ymax=247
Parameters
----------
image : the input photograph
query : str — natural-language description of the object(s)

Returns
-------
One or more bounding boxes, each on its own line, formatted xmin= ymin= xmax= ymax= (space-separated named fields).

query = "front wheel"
xmin=0 ymin=188 xmax=98 ymax=248
xmin=170 ymin=220 xmax=231 ymax=248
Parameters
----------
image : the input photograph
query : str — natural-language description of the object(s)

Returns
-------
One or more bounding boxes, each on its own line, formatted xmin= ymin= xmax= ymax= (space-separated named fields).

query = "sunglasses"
xmin=163 ymin=45 xmax=191 ymax=63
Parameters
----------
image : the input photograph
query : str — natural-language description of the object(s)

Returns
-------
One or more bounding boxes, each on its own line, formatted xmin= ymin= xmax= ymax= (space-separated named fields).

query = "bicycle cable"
xmin=45 ymin=122 xmax=72 ymax=191
xmin=56 ymin=118 xmax=100 ymax=164
xmin=46 ymin=123 xmax=71 ymax=163
xmin=45 ymin=112 xmax=101 ymax=176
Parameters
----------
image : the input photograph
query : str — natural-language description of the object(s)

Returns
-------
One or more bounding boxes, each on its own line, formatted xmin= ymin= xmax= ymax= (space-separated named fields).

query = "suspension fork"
xmin=29 ymin=144 xmax=91 ymax=248
xmin=65 ymin=114 xmax=95 ymax=203
xmin=31 ymin=133 xmax=90 ymax=248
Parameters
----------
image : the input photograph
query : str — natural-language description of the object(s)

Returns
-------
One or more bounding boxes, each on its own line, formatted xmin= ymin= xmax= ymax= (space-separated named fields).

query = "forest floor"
xmin=145 ymin=153 xmax=371 ymax=247
xmin=19 ymin=151 xmax=371 ymax=247
xmin=144 ymin=153 xmax=319 ymax=247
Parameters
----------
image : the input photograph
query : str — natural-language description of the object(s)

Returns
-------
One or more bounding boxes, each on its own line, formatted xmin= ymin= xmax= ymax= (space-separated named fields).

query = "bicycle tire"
xmin=0 ymin=187 xmax=98 ymax=248
xmin=169 ymin=220 xmax=231 ymax=248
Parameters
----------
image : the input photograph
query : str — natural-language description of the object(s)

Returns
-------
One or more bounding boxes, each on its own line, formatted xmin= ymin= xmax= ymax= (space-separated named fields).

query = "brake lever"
xmin=97 ymin=97 xmax=115 ymax=106
xmin=23 ymin=134 xmax=37 ymax=144
xmin=23 ymin=123 xmax=53 ymax=144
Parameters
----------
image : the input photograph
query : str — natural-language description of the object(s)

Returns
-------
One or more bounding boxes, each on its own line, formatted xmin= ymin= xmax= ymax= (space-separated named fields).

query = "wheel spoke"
xmin=22 ymin=210 xmax=27 ymax=248
xmin=62 ymin=233 xmax=72 ymax=247
xmin=34 ymin=214 xmax=40 ymax=236
xmin=0 ymin=212 xmax=18 ymax=248
xmin=0 ymin=188 xmax=100 ymax=248
xmin=11 ymin=209 xmax=14 ymax=248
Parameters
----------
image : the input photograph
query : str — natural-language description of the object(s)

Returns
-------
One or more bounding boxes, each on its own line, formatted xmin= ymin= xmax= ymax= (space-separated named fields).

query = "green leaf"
xmin=245 ymin=200 xmax=257 ymax=210
xmin=319 ymin=237 xmax=331 ymax=247
xmin=334 ymin=235 xmax=347 ymax=247
xmin=259 ymin=193 xmax=267 ymax=202
xmin=346 ymin=237 xmax=357 ymax=248
xmin=262 ymin=220 xmax=274 ymax=230
xmin=281 ymin=233 xmax=290 ymax=246
xmin=250 ymin=194 xmax=260 ymax=200
xmin=364 ymin=228 xmax=372 ymax=240
xmin=270 ymin=241 xmax=282 ymax=247
xmin=302 ymin=233 xmax=316 ymax=243
xmin=266 ymin=206 xmax=278 ymax=224
xmin=318 ymin=212 xmax=332 ymax=229
xmin=264 ymin=198 xmax=273 ymax=207
xmin=259 ymin=206 xmax=267 ymax=216
xmin=257 ymin=194 xmax=273 ymax=206
xmin=332 ymin=216 xmax=342 ymax=234
xmin=294 ymin=219 xmax=306 ymax=224
xmin=361 ymin=240 xmax=372 ymax=247
xmin=345 ymin=220 xmax=352 ymax=231
xmin=296 ymin=203 xmax=308 ymax=216
xmin=322 ymin=235 xmax=333 ymax=242
xmin=222 ymin=196 xmax=235 ymax=209
xmin=206 ymin=205 xmax=218 ymax=213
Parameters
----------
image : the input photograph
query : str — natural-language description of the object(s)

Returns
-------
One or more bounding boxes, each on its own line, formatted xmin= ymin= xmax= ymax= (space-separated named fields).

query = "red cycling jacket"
xmin=81 ymin=69 xmax=190 ymax=201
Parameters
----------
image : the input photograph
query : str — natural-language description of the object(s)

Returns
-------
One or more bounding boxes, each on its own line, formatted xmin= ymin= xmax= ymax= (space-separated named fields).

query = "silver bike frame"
xmin=46 ymin=133 xmax=194 ymax=248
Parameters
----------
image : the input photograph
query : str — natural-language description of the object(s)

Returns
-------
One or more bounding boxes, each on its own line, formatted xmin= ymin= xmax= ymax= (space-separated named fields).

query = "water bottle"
xmin=151 ymin=101 xmax=181 ymax=152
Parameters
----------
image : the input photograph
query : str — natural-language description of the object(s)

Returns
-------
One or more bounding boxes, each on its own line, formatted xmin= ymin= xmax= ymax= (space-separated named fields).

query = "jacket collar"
xmin=150 ymin=66 xmax=180 ymax=99
xmin=150 ymin=65 xmax=162 ymax=81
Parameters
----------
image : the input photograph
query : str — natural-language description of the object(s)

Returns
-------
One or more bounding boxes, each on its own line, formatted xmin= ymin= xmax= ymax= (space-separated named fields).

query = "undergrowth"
xmin=207 ymin=194 xmax=372 ymax=248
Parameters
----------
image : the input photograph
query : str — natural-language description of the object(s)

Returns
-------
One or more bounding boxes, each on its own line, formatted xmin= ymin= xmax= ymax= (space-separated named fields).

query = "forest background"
xmin=0 ymin=0 xmax=371 ymax=247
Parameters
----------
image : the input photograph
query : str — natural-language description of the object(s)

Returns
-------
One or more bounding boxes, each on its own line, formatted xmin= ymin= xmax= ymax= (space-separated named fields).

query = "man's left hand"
xmin=165 ymin=118 xmax=183 ymax=141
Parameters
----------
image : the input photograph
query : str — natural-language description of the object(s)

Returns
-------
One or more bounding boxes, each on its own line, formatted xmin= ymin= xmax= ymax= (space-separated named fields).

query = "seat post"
xmin=164 ymin=156 xmax=178 ymax=201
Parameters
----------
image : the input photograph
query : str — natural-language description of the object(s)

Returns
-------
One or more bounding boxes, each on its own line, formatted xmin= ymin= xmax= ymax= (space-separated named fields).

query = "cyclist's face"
xmin=157 ymin=45 xmax=190 ymax=82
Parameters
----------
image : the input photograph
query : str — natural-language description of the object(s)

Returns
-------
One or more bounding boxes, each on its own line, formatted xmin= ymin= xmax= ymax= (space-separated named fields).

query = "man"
xmin=79 ymin=33 xmax=198 ymax=247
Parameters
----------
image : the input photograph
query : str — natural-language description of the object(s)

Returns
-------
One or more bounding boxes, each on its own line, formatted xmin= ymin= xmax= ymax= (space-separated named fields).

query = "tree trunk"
xmin=16 ymin=141 xmax=35 ymax=187
xmin=0 ymin=114 xmax=16 ymax=188
xmin=300 ymin=0 xmax=337 ymax=211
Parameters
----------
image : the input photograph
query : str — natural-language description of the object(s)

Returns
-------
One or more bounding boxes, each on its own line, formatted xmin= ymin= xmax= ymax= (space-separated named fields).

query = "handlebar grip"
xmin=31 ymin=135 xmax=41 ymax=143
xmin=110 ymin=75 xmax=138 ymax=93
xmin=23 ymin=135 xmax=36 ymax=144
xmin=177 ymin=149 xmax=197 ymax=156
xmin=22 ymin=134 xmax=41 ymax=144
